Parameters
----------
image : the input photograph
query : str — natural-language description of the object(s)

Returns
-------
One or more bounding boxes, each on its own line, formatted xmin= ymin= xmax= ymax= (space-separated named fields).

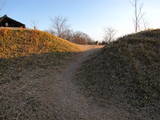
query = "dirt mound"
xmin=76 ymin=29 xmax=160 ymax=119
xmin=0 ymin=28 xmax=80 ymax=120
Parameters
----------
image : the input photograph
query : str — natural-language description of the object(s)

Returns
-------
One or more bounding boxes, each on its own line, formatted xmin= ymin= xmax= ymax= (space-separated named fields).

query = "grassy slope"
xmin=76 ymin=29 xmax=160 ymax=118
xmin=0 ymin=28 xmax=80 ymax=120
xmin=0 ymin=28 xmax=80 ymax=78
xmin=0 ymin=28 xmax=79 ymax=58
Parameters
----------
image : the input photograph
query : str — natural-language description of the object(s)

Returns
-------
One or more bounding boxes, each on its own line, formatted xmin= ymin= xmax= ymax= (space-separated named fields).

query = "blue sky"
xmin=1 ymin=0 xmax=160 ymax=41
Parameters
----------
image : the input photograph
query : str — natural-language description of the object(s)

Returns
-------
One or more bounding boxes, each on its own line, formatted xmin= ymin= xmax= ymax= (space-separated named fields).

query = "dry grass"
xmin=0 ymin=27 xmax=80 ymax=81
xmin=0 ymin=27 xmax=80 ymax=58
xmin=75 ymin=29 xmax=160 ymax=119
xmin=0 ymin=28 xmax=80 ymax=120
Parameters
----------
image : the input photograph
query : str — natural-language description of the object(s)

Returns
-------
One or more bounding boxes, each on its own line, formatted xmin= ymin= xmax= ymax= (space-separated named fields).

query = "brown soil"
xmin=49 ymin=45 xmax=131 ymax=120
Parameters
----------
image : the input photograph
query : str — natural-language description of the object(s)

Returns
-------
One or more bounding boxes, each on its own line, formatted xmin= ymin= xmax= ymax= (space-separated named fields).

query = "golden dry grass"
xmin=0 ymin=28 xmax=80 ymax=58
xmin=0 ymin=28 xmax=81 ymax=120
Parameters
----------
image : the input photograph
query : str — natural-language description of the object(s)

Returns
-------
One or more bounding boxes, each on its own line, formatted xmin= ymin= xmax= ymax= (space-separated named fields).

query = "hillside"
xmin=76 ymin=29 xmax=160 ymax=119
xmin=0 ymin=28 xmax=80 ymax=58
xmin=0 ymin=28 xmax=80 ymax=79
xmin=0 ymin=28 xmax=80 ymax=120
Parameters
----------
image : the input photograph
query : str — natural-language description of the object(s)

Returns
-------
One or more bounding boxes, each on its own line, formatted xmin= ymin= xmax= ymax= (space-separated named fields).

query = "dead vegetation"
xmin=75 ymin=29 xmax=160 ymax=120
xmin=0 ymin=28 xmax=80 ymax=120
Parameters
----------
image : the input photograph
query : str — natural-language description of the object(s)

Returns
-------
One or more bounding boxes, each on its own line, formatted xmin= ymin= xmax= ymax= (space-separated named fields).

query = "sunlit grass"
xmin=0 ymin=27 xmax=80 ymax=58
xmin=0 ymin=28 xmax=81 ymax=120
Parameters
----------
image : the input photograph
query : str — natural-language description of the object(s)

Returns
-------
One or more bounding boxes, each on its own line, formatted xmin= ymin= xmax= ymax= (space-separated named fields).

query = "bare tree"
xmin=48 ymin=16 xmax=94 ymax=44
xmin=131 ymin=0 xmax=144 ymax=32
xmin=50 ymin=16 xmax=70 ymax=38
xmin=31 ymin=20 xmax=38 ymax=30
xmin=72 ymin=31 xmax=93 ymax=44
xmin=62 ymin=28 xmax=74 ymax=41
xmin=104 ymin=27 xmax=116 ymax=43
xmin=142 ymin=17 xmax=150 ymax=30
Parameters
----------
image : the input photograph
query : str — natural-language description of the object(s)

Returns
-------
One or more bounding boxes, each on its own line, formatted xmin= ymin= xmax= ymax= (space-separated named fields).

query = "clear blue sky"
xmin=1 ymin=0 xmax=160 ymax=41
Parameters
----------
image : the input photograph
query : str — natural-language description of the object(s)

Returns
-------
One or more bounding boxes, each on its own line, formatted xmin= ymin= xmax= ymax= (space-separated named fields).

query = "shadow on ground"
xmin=0 ymin=51 xmax=80 ymax=120
xmin=0 ymin=46 xmax=102 ymax=120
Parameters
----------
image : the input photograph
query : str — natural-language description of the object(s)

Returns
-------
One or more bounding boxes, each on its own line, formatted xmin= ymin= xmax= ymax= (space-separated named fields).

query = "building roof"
xmin=0 ymin=15 xmax=25 ymax=26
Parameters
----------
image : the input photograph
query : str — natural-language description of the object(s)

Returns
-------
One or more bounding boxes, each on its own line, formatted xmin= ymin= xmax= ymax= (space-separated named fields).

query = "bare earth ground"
xmin=1 ymin=45 xmax=149 ymax=120
xmin=2 ymin=45 xmax=150 ymax=120
xmin=41 ymin=45 xmax=133 ymax=120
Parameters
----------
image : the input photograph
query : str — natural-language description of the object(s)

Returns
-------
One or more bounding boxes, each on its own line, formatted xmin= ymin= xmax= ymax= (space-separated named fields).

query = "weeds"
xmin=76 ymin=29 xmax=160 ymax=119
xmin=0 ymin=28 xmax=80 ymax=120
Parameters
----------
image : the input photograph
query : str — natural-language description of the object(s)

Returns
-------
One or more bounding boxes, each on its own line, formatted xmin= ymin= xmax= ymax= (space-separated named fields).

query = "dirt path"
xmin=1 ymin=45 xmax=149 ymax=120
xmin=51 ymin=45 xmax=131 ymax=120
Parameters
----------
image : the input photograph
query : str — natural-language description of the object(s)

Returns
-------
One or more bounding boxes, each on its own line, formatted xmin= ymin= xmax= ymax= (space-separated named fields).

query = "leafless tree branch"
xmin=50 ymin=16 xmax=70 ymax=38
xmin=131 ymin=0 xmax=146 ymax=32
xmin=104 ymin=27 xmax=116 ymax=43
